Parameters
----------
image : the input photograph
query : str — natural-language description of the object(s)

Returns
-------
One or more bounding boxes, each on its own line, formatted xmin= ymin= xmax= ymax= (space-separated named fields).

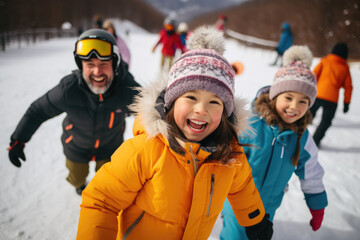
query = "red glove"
xmin=309 ymin=208 xmax=324 ymax=231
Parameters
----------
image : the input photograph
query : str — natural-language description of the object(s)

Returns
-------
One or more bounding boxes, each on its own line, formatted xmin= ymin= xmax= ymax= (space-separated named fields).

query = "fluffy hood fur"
xmin=129 ymin=74 xmax=251 ymax=140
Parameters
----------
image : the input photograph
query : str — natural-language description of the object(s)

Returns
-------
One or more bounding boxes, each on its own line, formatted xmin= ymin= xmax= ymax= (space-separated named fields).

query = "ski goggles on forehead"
xmin=75 ymin=39 xmax=113 ymax=60
xmin=164 ymin=24 xmax=174 ymax=31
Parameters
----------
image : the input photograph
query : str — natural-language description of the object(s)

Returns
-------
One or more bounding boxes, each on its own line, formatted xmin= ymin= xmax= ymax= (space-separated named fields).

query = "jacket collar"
xmin=328 ymin=53 xmax=348 ymax=64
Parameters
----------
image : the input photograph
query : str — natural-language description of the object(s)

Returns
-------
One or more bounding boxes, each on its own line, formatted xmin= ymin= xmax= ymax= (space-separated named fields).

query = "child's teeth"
xmin=190 ymin=119 xmax=206 ymax=125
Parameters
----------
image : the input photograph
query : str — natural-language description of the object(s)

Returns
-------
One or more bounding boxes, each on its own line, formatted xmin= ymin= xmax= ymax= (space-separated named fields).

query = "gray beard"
xmin=86 ymin=81 xmax=112 ymax=94
xmin=83 ymin=73 xmax=114 ymax=95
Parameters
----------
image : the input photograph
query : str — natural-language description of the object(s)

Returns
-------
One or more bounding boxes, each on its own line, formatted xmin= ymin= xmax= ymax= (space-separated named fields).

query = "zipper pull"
xmin=189 ymin=145 xmax=199 ymax=176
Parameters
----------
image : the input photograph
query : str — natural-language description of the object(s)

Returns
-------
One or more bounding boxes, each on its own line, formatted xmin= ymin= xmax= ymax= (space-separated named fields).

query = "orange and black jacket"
xmin=10 ymin=61 xmax=140 ymax=163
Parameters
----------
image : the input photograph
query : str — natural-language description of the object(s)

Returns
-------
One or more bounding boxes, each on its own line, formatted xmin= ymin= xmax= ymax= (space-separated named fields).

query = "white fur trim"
xmin=233 ymin=97 xmax=254 ymax=137
xmin=128 ymin=72 xmax=170 ymax=139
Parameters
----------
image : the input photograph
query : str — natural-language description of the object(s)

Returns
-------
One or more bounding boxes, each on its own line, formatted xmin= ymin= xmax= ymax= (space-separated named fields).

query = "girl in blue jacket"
xmin=221 ymin=45 xmax=328 ymax=239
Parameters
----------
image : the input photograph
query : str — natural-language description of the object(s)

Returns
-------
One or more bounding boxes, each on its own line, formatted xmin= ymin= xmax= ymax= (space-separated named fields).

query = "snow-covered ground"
xmin=1 ymin=21 xmax=359 ymax=239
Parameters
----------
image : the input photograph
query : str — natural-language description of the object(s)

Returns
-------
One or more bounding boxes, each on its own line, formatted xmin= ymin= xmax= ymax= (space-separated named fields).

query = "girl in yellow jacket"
xmin=76 ymin=26 xmax=273 ymax=240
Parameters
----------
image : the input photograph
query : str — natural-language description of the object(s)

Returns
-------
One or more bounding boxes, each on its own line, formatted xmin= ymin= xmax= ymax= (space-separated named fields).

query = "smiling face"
xmin=275 ymin=91 xmax=310 ymax=124
xmin=82 ymin=58 xmax=114 ymax=94
xmin=173 ymin=90 xmax=224 ymax=142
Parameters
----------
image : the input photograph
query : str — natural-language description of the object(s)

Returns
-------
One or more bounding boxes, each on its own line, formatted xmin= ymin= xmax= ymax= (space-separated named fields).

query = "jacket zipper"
xmin=206 ymin=174 xmax=215 ymax=216
xmin=189 ymin=146 xmax=214 ymax=216
xmin=189 ymin=145 xmax=200 ymax=176
xmin=122 ymin=211 xmax=145 ymax=240
xmin=261 ymin=134 xmax=277 ymax=188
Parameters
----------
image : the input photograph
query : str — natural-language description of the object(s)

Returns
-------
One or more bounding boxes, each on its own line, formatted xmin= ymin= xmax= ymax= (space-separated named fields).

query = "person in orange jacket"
xmin=310 ymin=42 xmax=353 ymax=147
xmin=76 ymin=26 xmax=273 ymax=240
xmin=152 ymin=18 xmax=186 ymax=71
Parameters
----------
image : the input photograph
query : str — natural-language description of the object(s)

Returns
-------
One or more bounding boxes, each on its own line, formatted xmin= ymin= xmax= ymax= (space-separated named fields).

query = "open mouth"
xmin=92 ymin=77 xmax=105 ymax=83
xmin=187 ymin=119 xmax=207 ymax=131
xmin=285 ymin=111 xmax=297 ymax=118
xmin=90 ymin=75 xmax=107 ymax=85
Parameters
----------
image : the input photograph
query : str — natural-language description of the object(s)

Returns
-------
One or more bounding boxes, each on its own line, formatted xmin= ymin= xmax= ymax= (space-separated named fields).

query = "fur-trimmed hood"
xmin=129 ymin=74 xmax=251 ymax=140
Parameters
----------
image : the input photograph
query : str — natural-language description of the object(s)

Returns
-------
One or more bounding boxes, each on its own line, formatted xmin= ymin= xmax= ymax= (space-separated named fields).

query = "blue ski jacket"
xmin=241 ymin=115 xmax=328 ymax=220
xmin=276 ymin=22 xmax=293 ymax=55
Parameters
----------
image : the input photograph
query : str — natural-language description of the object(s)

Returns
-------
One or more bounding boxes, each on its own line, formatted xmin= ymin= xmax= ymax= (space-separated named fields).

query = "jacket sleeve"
xmin=227 ymin=154 xmax=266 ymax=227
xmin=10 ymin=82 xmax=65 ymax=143
xmin=313 ymin=60 xmax=324 ymax=81
xmin=77 ymin=138 xmax=149 ymax=239
xmin=294 ymin=132 xmax=328 ymax=210
xmin=343 ymin=68 xmax=353 ymax=104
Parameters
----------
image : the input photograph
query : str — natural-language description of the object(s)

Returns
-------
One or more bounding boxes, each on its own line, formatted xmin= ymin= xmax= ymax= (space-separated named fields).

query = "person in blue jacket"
xmin=271 ymin=22 xmax=293 ymax=66
xmin=221 ymin=46 xmax=328 ymax=239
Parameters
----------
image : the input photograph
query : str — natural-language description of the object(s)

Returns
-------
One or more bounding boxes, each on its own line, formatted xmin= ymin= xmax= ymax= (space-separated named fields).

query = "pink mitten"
xmin=309 ymin=208 xmax=324 ymax=231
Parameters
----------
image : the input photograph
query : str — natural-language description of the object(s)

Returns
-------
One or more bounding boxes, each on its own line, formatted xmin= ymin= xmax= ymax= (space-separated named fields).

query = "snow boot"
xmin=76 ymin=185 xmax=86 ymax=195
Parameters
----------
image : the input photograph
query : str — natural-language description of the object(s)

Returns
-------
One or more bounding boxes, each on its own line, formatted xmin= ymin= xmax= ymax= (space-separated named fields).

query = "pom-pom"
xmin=283 ymin=45 xmax=313 ymax=67
xmin=186 ymin=25 xmax=225 ymax=55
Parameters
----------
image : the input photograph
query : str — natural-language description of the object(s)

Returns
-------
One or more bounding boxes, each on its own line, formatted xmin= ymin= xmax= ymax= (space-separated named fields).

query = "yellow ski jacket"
xmin=77 ymin=78 xmax=265 ymax=240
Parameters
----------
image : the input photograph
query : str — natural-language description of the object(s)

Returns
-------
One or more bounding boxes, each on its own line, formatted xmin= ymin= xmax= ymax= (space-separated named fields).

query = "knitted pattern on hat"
xmin=269 ymin=45 xmax=317 ymax=107
xmin=164 ymin=26 xmax=235 ymax=116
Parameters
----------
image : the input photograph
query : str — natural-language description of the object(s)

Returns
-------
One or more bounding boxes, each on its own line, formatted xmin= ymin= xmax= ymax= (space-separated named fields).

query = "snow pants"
xmin=65 ymin=158 xmax=109 ymax=188
xmin=160 ymin=54 xmax=174 ymax=72
xmin=310 ymin=98 xmax=338 ymax=146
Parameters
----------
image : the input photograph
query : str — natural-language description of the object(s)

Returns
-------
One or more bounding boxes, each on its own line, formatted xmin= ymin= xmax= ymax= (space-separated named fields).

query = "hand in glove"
xmin=343 ymin=103 xmax=349 ymax=113
xmin=309 ymin=208 xmax=324 ymax=231
xmin=245 ymin=215 xmax=273 ymax=240
xmin=152 ymin=46 xmax=157 ymax=53
xmin=8 ymin=141 xmax=26 ymax=167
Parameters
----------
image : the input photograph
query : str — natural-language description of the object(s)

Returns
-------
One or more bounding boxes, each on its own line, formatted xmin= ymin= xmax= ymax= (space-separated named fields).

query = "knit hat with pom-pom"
xmin=164 ymin=25 xmax=235 ymax=116
xmin=269 ymin=45 xmax=317 ymax=107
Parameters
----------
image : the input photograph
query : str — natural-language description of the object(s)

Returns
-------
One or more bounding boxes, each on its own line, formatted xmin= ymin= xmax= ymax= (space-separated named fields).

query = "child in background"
xmin=177 ymin=22 xmax=189 ymax=46
xmin=271 ymin=22 xmax=293 ymax=66
xmin=77 ymin=26 xmax=272 ymax=240
xmin=103 ymin=19 xmax=131 ymax=69
xmin=152 ymin=18 xmax=186 ymax=71
xmin=310 ymin=42 xmax=353 ymax=147
xmin=221 ymin=46 xmax=328 ymax=239
xmin=215 ymin=14 xmax=228 ymax=32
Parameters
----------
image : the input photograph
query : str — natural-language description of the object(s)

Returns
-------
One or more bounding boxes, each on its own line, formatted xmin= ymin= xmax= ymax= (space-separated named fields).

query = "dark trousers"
xmin=272 ymin=53 xmax=283 ymax=66
xmin=310 ymin=98 xmax=338 ymax=146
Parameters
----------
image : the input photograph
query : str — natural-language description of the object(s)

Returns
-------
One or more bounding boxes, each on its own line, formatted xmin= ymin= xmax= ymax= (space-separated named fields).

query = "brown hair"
xmin=253 ymin=93 xmax=312 ymax=166
xmin=164 ymin=107 xmax=241 ymax=164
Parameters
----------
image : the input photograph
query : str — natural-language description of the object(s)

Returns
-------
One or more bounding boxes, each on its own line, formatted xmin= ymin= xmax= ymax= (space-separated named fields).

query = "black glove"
xmin=343 ymin=103 xmax=349 ymax=113
xmin=245 ymin=215 xmax=273 ymax=240
xmin=8 ymin=141 xmax=26 ymax=167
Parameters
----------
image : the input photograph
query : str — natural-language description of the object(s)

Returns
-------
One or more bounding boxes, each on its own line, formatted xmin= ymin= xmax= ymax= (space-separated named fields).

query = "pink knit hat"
xmin=164 ymin=26 xmax=235 ymax=116
xmin=269 ymin=45 xmax=317 ymax=107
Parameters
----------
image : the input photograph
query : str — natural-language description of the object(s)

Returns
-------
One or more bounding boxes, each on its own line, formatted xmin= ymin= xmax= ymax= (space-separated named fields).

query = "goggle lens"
xmin=164 ymin=24 xmax=174 ymax=31
xmin=76 ymin=39 xmax=112 ymax=58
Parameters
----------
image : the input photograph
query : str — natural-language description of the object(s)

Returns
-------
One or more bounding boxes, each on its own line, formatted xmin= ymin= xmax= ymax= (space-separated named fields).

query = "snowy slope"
xmin=0 ymin=23 xmax=359 ymax=240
